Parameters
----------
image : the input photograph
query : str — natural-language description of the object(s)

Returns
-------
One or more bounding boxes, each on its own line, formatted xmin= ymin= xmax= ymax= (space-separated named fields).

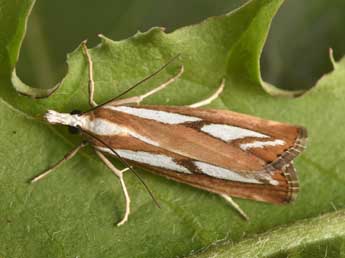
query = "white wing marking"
xmin=201 ymin=124 xmax=269 ymax=141
xmin=194 ymin=161 xmax=263 ymax=184
xmin=97 ymin=148 xmax=191 ymax=174
xmin=240 ymin=139 xmax=285 ymax=150
xmin=85 ymin=118 xmax=160 ymax=147
xmin=194 ymin=161 xmax=279 ymax=185
xmin=105 ymin=106 xmax=202 ymax=124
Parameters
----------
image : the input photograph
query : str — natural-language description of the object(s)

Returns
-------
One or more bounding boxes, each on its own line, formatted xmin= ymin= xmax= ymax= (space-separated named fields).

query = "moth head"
xmin=68 ymin=110 xmax=82 ymax=134
xmin=44 ymin=109 xmax=84 ymax=134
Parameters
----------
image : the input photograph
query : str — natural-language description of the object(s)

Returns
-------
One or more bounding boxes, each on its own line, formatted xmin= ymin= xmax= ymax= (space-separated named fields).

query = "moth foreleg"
xmin=189 ymin=79 xmax=225 ymax=108
xmin=110 ymin=65 xmax=184 ymax=106
xmin=95 ymin=150 xmax=131 ymax=226
xmin=82 ymin=41 xmax=97 ymax=108
xmin=220 ymin=194 xmax=249 ymax=221
xmin=30 ymin=142 xmax=88 ymax=183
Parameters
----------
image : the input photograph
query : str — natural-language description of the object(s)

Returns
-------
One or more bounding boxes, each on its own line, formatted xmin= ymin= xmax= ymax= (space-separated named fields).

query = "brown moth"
xmin=31 ymin=41 xmax=307 ymax=226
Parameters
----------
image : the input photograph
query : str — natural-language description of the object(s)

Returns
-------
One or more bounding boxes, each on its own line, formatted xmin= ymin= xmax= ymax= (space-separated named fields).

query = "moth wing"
xmin=121 ymin=159 xmax=298 ymax=204
xmin=92 ymin=133 xmax=298 ymax=204
xmin=88 ymin=105 xmax=306 ymax=203
xmin=139 ymin=105 xmax=307 ymax=167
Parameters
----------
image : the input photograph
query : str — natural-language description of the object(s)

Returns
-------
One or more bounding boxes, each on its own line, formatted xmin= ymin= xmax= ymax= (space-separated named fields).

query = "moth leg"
xmin=189 ymin=79 xmax=225 ymax=108
xmin=82 ymin=41 xmax=97 ymax=108
xmin=220 ymin=194 xmax=249 ymax=221
xmin=30 ymin=142 xmax=88 ymax=183
xmin=110 ymin=65 xmax=184 ymax=106
xmin=95 ymin=150 xmax=131 ymax=226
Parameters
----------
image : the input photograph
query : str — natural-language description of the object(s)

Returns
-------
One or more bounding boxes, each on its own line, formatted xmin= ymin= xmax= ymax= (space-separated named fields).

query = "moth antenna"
xmin=80 ymin=128 xmax=161 ymax=208
xmin=84 ymin=54 xmax=181 ymax=113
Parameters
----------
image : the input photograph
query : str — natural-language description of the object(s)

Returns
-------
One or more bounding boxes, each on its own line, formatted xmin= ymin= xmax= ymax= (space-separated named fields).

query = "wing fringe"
xmin=264 ymin=127 xmax=307 ymax=202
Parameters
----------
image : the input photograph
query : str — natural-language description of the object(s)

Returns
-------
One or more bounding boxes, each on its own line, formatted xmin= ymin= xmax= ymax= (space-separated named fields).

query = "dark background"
xmin=17 ymin=0 xmax=345 ymax=90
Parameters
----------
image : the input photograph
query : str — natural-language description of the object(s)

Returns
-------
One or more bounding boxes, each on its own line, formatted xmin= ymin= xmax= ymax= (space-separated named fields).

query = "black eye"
xmin=68 ymin=126 xmax=80 ymax=134
xmin=68 ymin=110 xmax=82 ymax=134
xmin=70 ymin=109 xmax=82 ymax=115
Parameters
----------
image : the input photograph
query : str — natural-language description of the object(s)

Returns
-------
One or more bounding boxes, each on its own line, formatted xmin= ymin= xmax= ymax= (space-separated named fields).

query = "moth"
xmin=31 ymin=41 xmax=307 ymax=226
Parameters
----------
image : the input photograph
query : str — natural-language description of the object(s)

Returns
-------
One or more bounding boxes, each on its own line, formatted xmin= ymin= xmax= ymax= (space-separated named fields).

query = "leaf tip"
xmin=11 ymin=68 xmax=61 ymax=99
xmin=261 ymin=81 xmax=307 ymax=98
xmin=97 ymin=34 xmax=112 ymax=45
xmin=329 ymin=48 xmax=338 ymax=69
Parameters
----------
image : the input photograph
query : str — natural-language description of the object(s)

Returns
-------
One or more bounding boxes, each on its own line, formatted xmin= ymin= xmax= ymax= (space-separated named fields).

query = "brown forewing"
xmin=90 ymin=105 xmax=306 ymax=168
xmin=89 ymin=134 xmax=297 ymax=203
xmin=134 ymin=105 xmax=307 ymax=165
xmin=115 ymin=158 xmax=297 ymax=204
xmin=88 ymin=107 xmax=268 ymax=172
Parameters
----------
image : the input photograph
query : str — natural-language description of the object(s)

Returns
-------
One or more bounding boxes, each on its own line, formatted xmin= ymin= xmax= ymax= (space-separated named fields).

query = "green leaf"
xmin=1 ymin=0 xmax=345 ymax=258
xmin=188 ymin=211 xmax=345 ymax=258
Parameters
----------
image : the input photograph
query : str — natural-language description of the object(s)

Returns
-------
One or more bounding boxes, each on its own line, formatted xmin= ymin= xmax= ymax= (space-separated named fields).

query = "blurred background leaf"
xmin=16 ymin=0 xmax=345 ymax=90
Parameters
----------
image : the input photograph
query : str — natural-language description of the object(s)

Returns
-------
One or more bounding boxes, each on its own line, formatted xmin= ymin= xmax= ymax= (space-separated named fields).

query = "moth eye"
xmin=68 ymin=126 xmax=80 ymax=135
xmin=70 ymin=109 xmax=82 ymax=115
